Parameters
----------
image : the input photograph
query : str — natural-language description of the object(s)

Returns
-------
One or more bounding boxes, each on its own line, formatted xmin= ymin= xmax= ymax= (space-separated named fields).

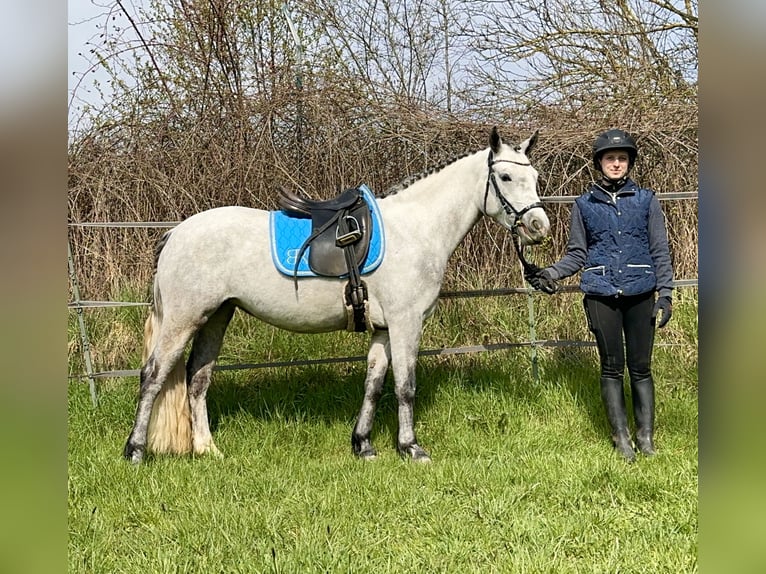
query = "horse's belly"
xmin=232 ymin=275 xmax=352 ymax=334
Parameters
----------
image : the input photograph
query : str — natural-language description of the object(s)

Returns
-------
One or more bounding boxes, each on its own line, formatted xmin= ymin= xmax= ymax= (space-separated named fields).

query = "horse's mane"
xmin=379 ymin=150 xmax=474 ymax=197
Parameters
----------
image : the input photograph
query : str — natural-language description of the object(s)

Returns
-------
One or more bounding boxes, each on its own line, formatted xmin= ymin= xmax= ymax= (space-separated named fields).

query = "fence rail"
xmin=66 ymin=191 xmax=698 ymax=230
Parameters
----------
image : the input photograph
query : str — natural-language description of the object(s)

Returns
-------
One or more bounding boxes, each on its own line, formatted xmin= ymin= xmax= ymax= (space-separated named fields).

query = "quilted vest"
xmin=575 ymin=181 xmax=657 ymax=296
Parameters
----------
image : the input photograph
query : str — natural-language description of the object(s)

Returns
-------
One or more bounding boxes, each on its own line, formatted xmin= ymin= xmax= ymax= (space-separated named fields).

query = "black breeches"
xmin=583 ymin=292 xmax=655 ymax=380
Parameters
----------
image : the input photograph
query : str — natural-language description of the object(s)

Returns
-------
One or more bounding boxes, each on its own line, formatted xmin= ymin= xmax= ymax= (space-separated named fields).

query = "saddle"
xmin=277 ymin=186 xmax=373 ymax=332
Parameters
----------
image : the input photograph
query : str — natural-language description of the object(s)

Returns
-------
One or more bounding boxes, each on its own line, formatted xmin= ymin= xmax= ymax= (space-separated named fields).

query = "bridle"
xmin=483 ymin=150 xmax=544 ymax=273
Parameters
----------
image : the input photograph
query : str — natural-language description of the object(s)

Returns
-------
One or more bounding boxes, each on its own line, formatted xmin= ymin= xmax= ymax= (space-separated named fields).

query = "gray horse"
xmin=124 ymin=127 xmax=550 ymax=464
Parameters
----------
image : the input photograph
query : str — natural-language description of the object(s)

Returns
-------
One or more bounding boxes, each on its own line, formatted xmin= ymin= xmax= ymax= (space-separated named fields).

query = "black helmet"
xmin=592 ymin=129 xmax=637 ymax=171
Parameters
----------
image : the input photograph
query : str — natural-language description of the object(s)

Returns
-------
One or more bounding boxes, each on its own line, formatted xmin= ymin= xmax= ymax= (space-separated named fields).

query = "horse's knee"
xmin=395 ymin=380 xmax=416 ymax=403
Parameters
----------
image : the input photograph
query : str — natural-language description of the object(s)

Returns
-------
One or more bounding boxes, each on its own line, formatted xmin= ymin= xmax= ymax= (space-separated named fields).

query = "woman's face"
xmin=600 ymin=150 xmax=630 ymax=180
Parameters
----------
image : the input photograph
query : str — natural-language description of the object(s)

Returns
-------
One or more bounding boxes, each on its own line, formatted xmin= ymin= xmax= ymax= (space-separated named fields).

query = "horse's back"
xmin=156 ymin=206 xmax=349 ymax=332
xmin=173 ymin=205 xmax=267 ymax=236
xmin=162 ymin=206 xmax=270 ymax=273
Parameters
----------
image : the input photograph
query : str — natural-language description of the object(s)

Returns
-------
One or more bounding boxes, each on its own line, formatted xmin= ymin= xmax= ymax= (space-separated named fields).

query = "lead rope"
xmin=513 ymin=232 xmax=540 ymax=276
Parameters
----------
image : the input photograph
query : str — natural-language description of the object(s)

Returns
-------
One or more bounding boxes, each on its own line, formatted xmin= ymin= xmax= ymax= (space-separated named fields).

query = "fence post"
xmin=68 ymin=237 xmax=98 ymax=407
xmin=526 ymin=287 xmax=539 ymax=383
xmin=521 ymin=245 xmax=539 ymax=383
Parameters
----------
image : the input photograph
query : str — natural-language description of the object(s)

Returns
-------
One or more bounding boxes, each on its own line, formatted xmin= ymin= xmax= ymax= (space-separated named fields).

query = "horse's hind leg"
xmin=124 ymin=327 xmax=193 ymax=464
xmin=186 ymin=301 xmax=236 ymax=457
xmin=352 ymin=330 xmax=391 ymax=459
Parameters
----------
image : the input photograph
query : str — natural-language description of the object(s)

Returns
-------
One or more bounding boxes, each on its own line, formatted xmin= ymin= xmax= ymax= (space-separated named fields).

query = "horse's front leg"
xmin=352 ymin=330 xmax=391 ymax=459
xmin=389 ymin=318 xmax=431 ymax=463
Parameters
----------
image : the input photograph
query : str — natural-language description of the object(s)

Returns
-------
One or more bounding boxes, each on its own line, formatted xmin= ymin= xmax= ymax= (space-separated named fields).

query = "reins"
xmin=483 ymin=151 xmax=543 ymax=274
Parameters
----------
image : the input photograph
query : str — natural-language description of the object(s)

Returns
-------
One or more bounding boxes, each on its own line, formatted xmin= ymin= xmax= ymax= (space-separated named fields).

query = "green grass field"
xmin=68 ymin=292 xmax=697 ymax=573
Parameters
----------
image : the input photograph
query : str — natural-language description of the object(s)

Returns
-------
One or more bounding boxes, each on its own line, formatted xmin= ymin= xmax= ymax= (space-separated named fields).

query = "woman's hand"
xmin=652 ymin=296 xmax=672 ymax=328
xmin=525 ymin=267 xmax=558 ymax=294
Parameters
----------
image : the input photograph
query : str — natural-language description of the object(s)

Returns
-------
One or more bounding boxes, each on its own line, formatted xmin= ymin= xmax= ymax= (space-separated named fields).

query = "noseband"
xmin=483 ymin=150 xmax=544 ymax=273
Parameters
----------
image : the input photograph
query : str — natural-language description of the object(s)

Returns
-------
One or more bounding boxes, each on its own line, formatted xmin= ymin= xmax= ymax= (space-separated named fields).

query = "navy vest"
xmin=576 ymin=181 xmax=657 ymax=296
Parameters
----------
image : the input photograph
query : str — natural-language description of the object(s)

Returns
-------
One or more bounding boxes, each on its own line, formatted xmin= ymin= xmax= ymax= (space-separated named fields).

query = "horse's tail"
xmin=144 ymin=243 xmax=193 ymax=455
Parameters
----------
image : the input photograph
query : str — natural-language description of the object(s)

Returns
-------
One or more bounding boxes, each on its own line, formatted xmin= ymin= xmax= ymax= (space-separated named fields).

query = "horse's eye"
xmin=500 ymin=174 xmax=512 ymax=182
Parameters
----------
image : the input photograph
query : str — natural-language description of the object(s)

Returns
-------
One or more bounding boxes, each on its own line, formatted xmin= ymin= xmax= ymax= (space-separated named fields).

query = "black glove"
xmin=652 ymin=296 xmax=672 ymax=328
xmin=525 ymin=266 xmax=558 ymax=294
xmin=523 ymin=263 xmax=542 ymax=283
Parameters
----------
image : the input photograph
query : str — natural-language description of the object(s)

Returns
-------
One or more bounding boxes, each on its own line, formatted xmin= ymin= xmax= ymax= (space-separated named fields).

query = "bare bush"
xmin=68 ymin=0 xmax=697 ymax=300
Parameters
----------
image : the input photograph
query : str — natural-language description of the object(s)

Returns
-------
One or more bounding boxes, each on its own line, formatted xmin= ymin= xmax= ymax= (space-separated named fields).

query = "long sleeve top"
xmin=547 ymin=179 xmax=674 ymax=299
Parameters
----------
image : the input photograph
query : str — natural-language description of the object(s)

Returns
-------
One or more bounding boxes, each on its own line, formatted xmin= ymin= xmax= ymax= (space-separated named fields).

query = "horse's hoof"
xmin=358 ymin=447 xmax=378 ymax=460
xmin=123 ymin=442 xmax=145 ymax=465
xmin=353 ymin=442 xmax=378 ymax=459
xmin=612 ymin=438 xmax=636 ymax=463
xmin=194 ymin=442 xmax=224 ymax=458
xmin=412 ymin=450 xmax=432 ymax=464
xmin=352 ymin=434 xmax=376 ymax=459
xmin=635 ymin=435 xmax=656 ymax=456
xmin=400 ymin=444 xmax=432 ymax=463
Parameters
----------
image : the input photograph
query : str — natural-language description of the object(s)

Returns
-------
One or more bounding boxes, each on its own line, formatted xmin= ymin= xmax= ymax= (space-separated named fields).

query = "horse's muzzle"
xmin=515 ymin=210 xmax=550 ymax=245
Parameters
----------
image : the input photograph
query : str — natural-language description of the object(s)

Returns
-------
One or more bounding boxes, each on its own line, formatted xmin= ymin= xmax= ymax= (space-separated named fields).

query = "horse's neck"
xmin=384 ymin=152 xmax=485 ymax=254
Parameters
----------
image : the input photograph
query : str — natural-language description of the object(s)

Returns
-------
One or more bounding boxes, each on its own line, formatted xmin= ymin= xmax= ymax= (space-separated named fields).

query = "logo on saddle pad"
xmin=269 ymin=184 xmax=385 ymax=278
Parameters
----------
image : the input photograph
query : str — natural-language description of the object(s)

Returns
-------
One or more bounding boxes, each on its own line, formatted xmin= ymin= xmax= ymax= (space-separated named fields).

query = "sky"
xmin=68 ymin=1 xmax=145 ymax=130
xmin=68 ymin=1 xmax=114 ymax=127
xmin=68 ymin=1 xmax=102 ymax=90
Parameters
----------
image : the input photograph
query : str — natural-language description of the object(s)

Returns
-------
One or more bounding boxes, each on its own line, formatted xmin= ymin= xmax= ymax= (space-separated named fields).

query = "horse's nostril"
xmin=532 ymin=219 xmax=542 ymax=231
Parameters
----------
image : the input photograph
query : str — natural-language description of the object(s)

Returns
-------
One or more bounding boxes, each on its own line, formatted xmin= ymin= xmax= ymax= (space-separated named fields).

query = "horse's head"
xmin=482 ymin=127 xmax=550 ymax=245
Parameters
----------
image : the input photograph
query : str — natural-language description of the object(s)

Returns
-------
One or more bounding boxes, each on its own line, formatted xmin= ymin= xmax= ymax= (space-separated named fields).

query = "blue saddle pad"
xmin=270 ymin=184 xmax=385 ymax=277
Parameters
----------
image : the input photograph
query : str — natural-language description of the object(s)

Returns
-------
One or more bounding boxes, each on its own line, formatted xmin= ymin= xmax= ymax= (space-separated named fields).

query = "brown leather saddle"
xmin=278 ymin=187 xmax=373 ymax=332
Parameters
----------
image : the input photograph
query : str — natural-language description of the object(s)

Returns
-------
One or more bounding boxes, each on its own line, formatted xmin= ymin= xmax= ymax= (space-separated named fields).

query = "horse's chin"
xmin=515 ymin=225 xmax=545 ymax=246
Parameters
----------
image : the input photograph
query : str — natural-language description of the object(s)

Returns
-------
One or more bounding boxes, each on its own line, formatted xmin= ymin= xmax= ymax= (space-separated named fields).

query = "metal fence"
xmin=68 ymin=193 xmax=698 ymax=406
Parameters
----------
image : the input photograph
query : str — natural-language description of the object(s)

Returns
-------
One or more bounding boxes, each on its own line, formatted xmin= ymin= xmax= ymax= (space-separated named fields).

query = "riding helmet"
xmin=592 ymin=129 xmax=638 ymax=171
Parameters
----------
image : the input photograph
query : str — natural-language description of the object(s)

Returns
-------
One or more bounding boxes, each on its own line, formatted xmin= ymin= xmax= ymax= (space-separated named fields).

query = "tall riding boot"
xmin=600 ymin=376 xmax=636 ymax=462
xmin=631 ymin=376 xmax=656 ymax=456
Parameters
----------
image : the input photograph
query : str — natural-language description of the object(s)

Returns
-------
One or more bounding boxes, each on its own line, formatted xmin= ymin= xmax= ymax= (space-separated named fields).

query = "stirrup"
xmin=336 ymin=215 xmax=362 ymax=246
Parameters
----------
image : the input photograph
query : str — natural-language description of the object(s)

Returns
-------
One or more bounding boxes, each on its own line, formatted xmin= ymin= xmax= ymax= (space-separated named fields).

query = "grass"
xmin=68 ymin=291 xmax=697 ymax=573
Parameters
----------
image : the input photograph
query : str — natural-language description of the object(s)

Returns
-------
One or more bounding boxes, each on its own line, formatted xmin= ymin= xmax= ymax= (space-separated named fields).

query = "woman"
xmin=527 ymin=129 xmax=674 ymax=462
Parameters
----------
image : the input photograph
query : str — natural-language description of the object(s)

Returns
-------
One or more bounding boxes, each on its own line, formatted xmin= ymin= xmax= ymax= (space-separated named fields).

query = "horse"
xmin=123 ymin=126 xmax=551 ymax=464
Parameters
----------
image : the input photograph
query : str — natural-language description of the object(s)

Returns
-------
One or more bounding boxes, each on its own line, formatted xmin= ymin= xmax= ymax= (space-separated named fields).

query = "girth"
xmin=278 ymin=187 xmax=372 ymax=332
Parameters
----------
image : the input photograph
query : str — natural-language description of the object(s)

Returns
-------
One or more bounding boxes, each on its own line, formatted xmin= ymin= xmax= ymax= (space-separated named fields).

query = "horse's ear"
xmin=520 ymin=130 xmax=540 ymax=157
xmin=490 ymin=126 xmax=502 ymax=153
